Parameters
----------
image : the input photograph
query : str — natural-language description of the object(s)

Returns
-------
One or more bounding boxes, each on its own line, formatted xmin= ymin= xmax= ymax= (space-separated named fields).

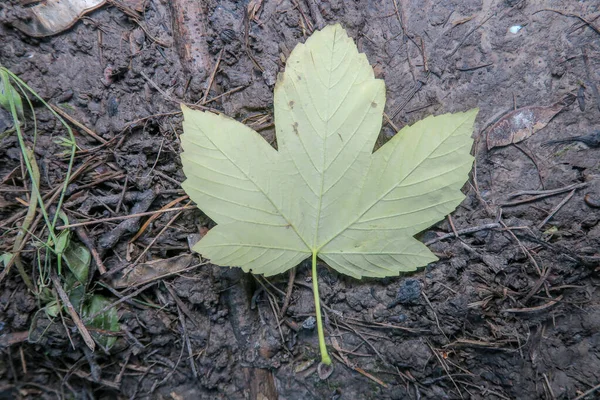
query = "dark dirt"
xmin=1 ymin=0 xmax=600 ymax=399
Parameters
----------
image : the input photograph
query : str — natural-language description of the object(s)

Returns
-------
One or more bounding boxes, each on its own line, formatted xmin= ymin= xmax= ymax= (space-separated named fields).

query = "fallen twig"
xmin=50 ymin=104 xmax=108 ymax=144
xmin=165 ymin=284 xmax=198 ymax=378
xmin=501 ymin=182 xmax=587 ymax=206
xmin=83 ymin=282 xmax=156 ymax=323
xmin=574 ymin=381 xmax=600 ymax=400
xmin=51 ymin=274 xmax=95 ymax=351
xmin=503 ymin=295 xmax=563 ymax=313
xmin=56 ymin=206 xmax=195 ymax=229
xmin=537 ymin=189 xmax=575 ymax=228
xmin=201 ymin=49 xmax=223 ymax=105
xmin=424 ymin=223 xmax=501 ymax=245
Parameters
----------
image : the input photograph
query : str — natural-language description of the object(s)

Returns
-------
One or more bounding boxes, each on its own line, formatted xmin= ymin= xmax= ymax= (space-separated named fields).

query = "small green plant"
xmin=0 ymin=66 xmax=118 ymax=350
xmin=180 ymin=24 xmax=477 ymax=365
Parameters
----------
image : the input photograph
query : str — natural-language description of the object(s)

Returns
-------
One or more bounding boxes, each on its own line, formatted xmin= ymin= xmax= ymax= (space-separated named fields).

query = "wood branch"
xmin=169 ymin=0 xmax=212 ymax=79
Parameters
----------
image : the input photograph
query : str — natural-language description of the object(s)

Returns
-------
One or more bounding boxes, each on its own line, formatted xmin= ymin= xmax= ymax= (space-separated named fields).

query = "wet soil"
xmin=1 ymin=0 xmax=600 ymax=399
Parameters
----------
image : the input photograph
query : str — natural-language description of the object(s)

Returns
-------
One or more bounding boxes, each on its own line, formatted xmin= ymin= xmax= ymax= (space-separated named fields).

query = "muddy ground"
xmin=1 ymin=0 xmax=600 ymax=399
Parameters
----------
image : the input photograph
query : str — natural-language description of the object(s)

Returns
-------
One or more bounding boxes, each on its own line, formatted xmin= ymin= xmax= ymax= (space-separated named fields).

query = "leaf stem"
xmin=312 ymin=251 xmax=331 ymax=365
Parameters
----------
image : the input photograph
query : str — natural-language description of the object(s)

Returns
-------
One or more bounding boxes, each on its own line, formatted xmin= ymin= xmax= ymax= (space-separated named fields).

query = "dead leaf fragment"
xmin=486 ymin=94 xmax=575 ymax=150
xmin=452 ymin=15 xmax=475 ymax=26
xmin=12 ymin=0 xmax=106 ymax=37
xmin=112 ymin=254 xmax=193 ymax=288
xmin=247 ymin=0 xmax=263 ymax=21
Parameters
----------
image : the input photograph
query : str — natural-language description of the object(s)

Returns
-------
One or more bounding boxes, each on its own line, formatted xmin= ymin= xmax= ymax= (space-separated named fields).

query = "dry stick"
xmin=203 ymin=85 xmax=246 ymax=105
xmin=543 ymin=373 xmax=556 ymax=399
xmin=97 ymin=281 xmax=140 ymax=310
xmin=383 ymin=112 xmax=400 ymax=132
xmin=522 ymin=267 xmax=551 ymax=304
xmin=279 ymin=267 xmax=296 ymax=318
xmin=426 ymin=339 xmax=463 ymax=399
xmin=422 ymin=293 xmax=449 ymax=343
xmin=390 ymin=0 xmax=404 ymax=31
xmin=258 ymin=275 xmax=287 ymax=297
xmin=201 ymin=48 xmax=224 ymax=105
xmin=56 ymin=206 xmax=195 ymax=229
xmin=533 ymin=9 xmax=600 ymax=36
xmin=133 ymin=210 xmax=185 ymax=264
xmin=153 ymin=341 xmax=185 ymax=389
xmin=393 ymin=0 xmax=428 ymax=76
xmin=506 ymin=182 xmax=587 ymax=199
xmin=574 ymin=381 xmax=600 ymax=400
xmin=292 ymin=0 xmax=314 ymax=33
xmin=153 ymin=170 xmax=182 ymax=186
xmin=338 ymin=320 xmax=385 ymax=363
xmin=115 ymin=351 xmax=131 ymax=386
xmin=121 ymin=111 xmax=182 ymax=132
xmin=499 ymin=219 xmax=542 ymax=276
xmin=107 ymin=0 xmax=169 ymax=47
xmin=456 ymin=62 xmax=494 ymax=71
xmin=115 ymin=175 xmax=128 ymax=214
xmin=347 ymin=319 xmax=423 ymax=334
xmin=305 ymin=0 xmax=325 ymax=30
xmin=139 ymin=71 xmax=215 ymax=112
xmin=514 ymin=143 xmax=545 ymax=189
xmin=165 ymin=283 xmax=198 ymax=327
xmin=0 ymin=157 xmax=96 ymax=228
xmin=501 ymin=182 xmax=587 ymax=206
xmin=50 ymin=104 xmax=108 ymax=144
xmin=70 ymin=369 xmax=120 ymax=390
xmin=84 ymin=282 xmax=156 ymax=323
xmin=331 ymin=352 xmax=388 ymax=388
xmin=582 ymin=47 xmax=600 ymax=112
xmin=446 ymin=215 xmax=461 ymax=242
xmin=447 ymin=6 xmax=496 ymax=58
xmin=67 ymin=172 xmax=125 ymax=193
xmin=503 ymin=295 xmax=563 ymax=313
xmin=75 ymin=226 xmax=107 ymax=274
xmin=51 ymin=274 xmax=95 ymax=351
xmin=265 ymin=289 xmax=287 ymax=346
xmin=456 ymin=380 xmax=511 ymax=400
xmin=448 ymin=0 xmax=527 ymax=59
xmin=390 ymin=78 xmax=427 ymax=120
xmin=568 ymin=12 xmax=600 ymax=34
xmin=165 ymin=284 xmax=198 ymax=378
xmin=537 ymin=189 xmax=576 ymax=229
xmin=130 ymin=195 xmax=189 ymax=243
xmin=424 ymin=223 xmax=501 ymax=245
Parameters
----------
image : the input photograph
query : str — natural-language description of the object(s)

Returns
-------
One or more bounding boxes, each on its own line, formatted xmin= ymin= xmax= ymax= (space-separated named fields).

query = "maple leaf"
xmin=180 ymin=24 xmax=477 ymax=365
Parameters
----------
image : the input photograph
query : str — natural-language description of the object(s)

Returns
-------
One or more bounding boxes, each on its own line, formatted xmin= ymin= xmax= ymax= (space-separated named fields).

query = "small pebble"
xmin=302 ymin=316 xmax=316 ymax=330
xmin=509 ymin=25 xmax=522 ymax=34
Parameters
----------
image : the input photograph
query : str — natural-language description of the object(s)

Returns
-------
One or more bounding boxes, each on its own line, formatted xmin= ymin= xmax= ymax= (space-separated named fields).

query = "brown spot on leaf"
xmin=292 ymin=122 xmax=299 ymax=135
xmin=289 ymin=100 xmax=295 ymax=109
xmin=371 ymin=102 xmax=377 ymax=108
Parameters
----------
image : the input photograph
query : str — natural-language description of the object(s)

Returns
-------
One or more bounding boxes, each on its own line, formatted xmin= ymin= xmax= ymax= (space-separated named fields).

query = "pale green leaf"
xmin=0 ymin=70 xmax=24 ymax=119
xmin=0 ymin=253 xmax=12 ymax=268
xmin=62 ymin=240 xmax=91 ymax=284
xmin=181 ymin=24 xmax=476 ymax=278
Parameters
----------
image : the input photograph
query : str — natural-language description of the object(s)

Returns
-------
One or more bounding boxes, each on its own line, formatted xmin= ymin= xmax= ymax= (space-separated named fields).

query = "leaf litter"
xmin=486 ymin=93 xmax=575 ymax=150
